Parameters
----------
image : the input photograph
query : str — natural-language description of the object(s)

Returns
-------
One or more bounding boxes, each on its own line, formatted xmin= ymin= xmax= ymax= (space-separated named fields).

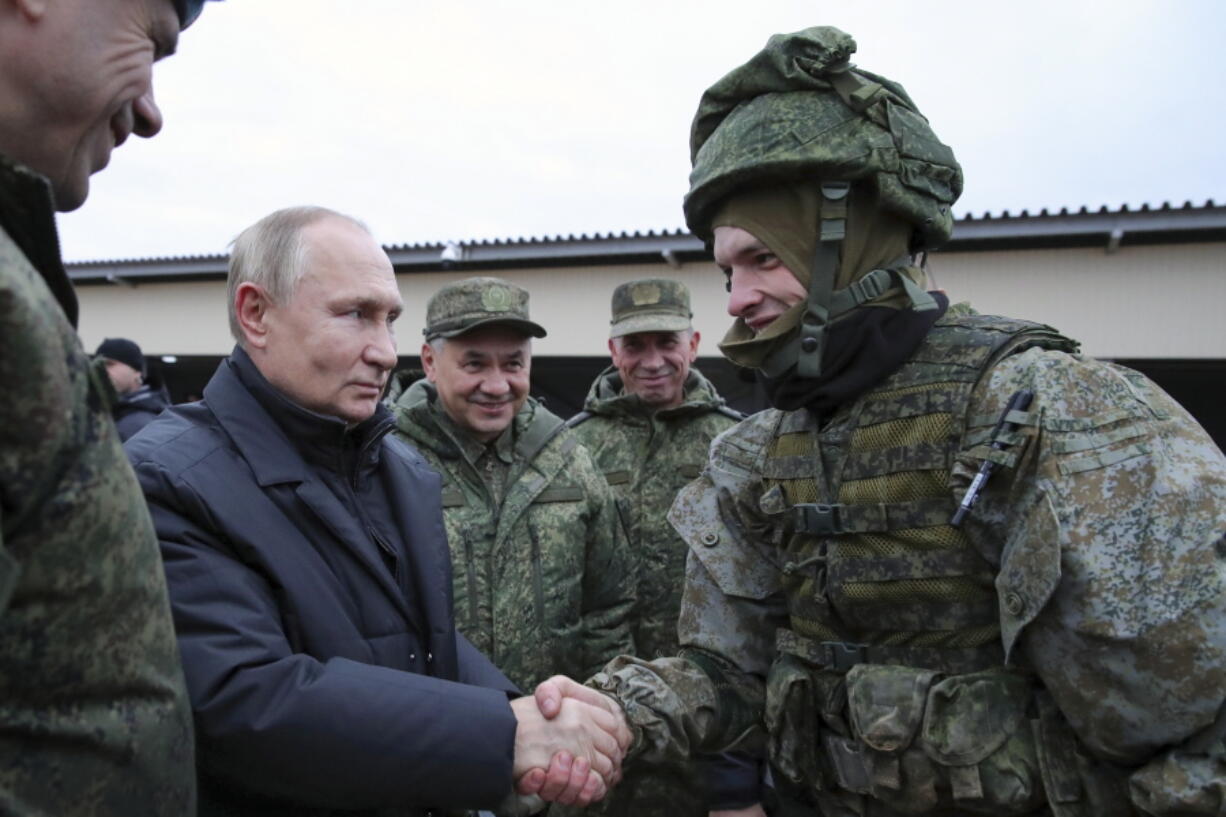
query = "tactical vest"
xmin=764 ymin=313 xmax=1076 ymax=676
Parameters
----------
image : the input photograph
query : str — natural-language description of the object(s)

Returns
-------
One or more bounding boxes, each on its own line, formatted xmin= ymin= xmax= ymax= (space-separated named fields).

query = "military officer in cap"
xmin=390 ymin=276 xmax=636 ymax=691
xmin=566 ymin=278 xmax=757 ymax=817
xmin=533 ymin=26 xmax=1226 ymax=817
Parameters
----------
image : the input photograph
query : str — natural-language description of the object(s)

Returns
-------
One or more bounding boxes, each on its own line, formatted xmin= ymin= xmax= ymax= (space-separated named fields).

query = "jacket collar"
xmin=205 ymin=346 xmax=393 ymax=486
xmin=0 ymin=152 xmax=76 ymax=327
xmin=582 ymin=366 xmax=727 ymax=420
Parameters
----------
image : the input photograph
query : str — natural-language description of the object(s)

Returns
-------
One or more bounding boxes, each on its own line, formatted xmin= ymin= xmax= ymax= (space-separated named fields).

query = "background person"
xmin=389 ymin=276 xmax=636 ymax=691
xmin=567 ymin=278 xmax=759 ymax=817
xmin=95 ymin=336 xmax=172 ymax=440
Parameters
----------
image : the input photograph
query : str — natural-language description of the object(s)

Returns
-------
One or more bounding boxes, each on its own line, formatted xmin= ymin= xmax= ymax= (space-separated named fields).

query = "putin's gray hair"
xmin=227 ymin=206 xmax=370 ymax=345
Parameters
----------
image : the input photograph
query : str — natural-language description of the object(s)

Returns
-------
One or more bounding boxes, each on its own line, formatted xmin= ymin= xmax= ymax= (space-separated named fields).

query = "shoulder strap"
xmin=717 ymin=405 xmax=747 ymax=422
xmin=564 ymin=410 xmax=594 ymax=429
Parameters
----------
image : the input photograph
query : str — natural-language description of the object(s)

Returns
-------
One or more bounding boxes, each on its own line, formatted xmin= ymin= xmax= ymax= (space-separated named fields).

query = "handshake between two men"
xmin=510 ymin=676 xmax=629 ymax=806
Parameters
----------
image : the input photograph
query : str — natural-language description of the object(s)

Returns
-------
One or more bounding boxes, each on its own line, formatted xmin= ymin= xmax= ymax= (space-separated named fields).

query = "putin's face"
xmin=245 ymin=217 xmax=403 ymax=424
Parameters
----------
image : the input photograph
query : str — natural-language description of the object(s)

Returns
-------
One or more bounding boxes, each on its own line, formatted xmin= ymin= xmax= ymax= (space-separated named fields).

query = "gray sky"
xmin=58 ymin=0 xmax=1225 ymax=262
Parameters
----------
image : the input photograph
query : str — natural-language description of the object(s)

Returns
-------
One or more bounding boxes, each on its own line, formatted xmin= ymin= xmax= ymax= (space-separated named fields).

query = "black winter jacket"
xmin=114 ymin=383 xmax=170 ymax=441
xmin=127 ymin=351 xmax=519 ymax=816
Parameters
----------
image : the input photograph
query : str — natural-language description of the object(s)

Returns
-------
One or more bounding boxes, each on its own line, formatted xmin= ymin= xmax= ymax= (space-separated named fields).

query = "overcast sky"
xmin=57 ymin=0 xmax=1225 ymax=262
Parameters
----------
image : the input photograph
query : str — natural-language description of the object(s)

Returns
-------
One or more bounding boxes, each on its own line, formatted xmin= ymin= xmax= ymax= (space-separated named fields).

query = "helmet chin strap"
xmin=795 ymin=180 xmax=848 ymax=379
xmin=764 ymin=180 xmax=939 ymax=381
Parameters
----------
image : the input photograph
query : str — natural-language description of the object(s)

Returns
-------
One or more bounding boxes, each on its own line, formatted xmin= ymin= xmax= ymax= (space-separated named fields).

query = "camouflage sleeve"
xmin=961 ymin=348 xmax=1226 ymax=813
xmin=591 ymin=414 xmax=787 ymax=766
xmin=576 ymin=447 xmax=637 ymax=679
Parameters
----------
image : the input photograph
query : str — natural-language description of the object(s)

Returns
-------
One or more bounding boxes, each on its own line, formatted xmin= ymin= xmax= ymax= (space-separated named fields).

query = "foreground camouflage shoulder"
xmin=0 ymin=169 xmax=195 ymax=814
xmin=961 ymin=347 xmax=1226 ymax=813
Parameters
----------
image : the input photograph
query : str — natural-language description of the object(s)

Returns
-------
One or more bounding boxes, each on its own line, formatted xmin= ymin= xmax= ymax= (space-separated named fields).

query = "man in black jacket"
xmin=127 ymin=206 xmax=627 ymax=816
xmin=95 ymin=336 xmax=172 ymax=440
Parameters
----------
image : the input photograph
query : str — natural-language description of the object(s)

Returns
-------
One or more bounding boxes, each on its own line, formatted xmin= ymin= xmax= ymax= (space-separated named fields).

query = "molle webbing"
xmin=766 ymin=315 xmax=1067 ymax=672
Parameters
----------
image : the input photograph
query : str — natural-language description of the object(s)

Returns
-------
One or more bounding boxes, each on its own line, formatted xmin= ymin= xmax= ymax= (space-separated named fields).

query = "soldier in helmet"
xmin=566 ymin=278 xmax=760 ymax=817
xmin=531 ymin=26 xmax=1226 ymax=817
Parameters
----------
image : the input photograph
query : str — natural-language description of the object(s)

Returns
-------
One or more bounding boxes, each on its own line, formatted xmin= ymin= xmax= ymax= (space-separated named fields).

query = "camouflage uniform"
xmin=588 ymin=27 xmax=1226 ymax=817
xmin=569 ymin=370 xmax=743 ymax=817
xmin=571 ymin=371 xmax=741 ymax=658
xmin=390 ymin=278 xmax=635 ymax=691
xmin=573 ymin=278 xmax=746 ymax=663
xmin=0 ymin=155 xmax=196 ymax=813
xmin=596 ymin=308 xmax=1226 ymax=816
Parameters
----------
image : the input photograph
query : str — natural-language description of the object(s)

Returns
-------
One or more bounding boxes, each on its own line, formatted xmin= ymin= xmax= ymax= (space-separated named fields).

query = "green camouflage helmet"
xmin=684 ymin=26 xmax=962 ymax=250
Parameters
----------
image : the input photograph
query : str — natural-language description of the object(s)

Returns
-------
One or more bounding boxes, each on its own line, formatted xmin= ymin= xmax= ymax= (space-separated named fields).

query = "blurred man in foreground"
xmin=0 ymin=0 xmax=216 ymax=812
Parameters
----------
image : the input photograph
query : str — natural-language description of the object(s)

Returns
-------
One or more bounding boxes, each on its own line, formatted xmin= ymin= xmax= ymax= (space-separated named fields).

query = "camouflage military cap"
xmin=609 ymin=279 xmax=693 ymax=339
xmin=424 ymin=277 xmax=547 ymax=340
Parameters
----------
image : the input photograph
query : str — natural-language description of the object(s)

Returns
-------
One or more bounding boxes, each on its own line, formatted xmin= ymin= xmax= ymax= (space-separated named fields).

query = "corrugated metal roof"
xmin=67 ymin=199 xmax=1225 ymax=284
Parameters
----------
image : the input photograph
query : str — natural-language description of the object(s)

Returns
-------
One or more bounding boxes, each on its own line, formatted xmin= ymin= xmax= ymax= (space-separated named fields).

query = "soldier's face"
xmin=422 ymin=327 xmax=531 ymax=442
xmin=608 ymin=330 xmax=699 ymax=410
xmin=713 ymin=225 xmax=807 ymax=334
xmin=2 ymin=0 xmax=180 ymax=212
xmin=246 ymin=217 xmax=402 ymax=424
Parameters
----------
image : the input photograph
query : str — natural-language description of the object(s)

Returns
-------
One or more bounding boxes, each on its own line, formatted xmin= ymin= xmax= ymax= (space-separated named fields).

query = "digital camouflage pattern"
xmin=591 ymin=310 xmax=1226 ymax=816
xmin=422 ymin=276 xmax=546 ymax=340
xmin=685 ymin=26 xmax=961 ymax=249
xmin=565 ymin=368 xmax=743 ymax=817
xmin=571 ymin=367 xmax=740 ymax=661
xmin=390 ymin=378 xmax=634 ymax=690
xmin=608 ymin=278 xmax=694 ymax=339
xmin=0 ymin=156 xmax=196 ymax=814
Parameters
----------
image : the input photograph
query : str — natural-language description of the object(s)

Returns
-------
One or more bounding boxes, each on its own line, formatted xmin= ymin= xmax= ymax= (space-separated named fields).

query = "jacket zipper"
xmin=462 ymin=523 xmax=479 ymax=634
xmin=526 ymin=518 xmax=549 ymax=668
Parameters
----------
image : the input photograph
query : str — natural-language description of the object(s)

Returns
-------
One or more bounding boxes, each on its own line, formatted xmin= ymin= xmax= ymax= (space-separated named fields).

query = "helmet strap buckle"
xmin=795 ymin=182 xmax=850 ymax=379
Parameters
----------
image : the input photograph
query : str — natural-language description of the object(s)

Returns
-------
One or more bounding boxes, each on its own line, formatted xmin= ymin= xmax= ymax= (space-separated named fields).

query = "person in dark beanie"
xmin=96 ymin=337 xmax=171 ymax=441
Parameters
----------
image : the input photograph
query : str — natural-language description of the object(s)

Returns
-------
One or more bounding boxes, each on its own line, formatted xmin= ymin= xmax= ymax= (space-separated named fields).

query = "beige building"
xmin=71 ymin=201 xmax=1226 ymax=444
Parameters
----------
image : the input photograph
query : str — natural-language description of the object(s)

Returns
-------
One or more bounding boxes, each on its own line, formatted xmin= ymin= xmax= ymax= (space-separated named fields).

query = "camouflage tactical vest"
xmin=758 ymin=313 xmax=1124 ymax=816
xmin=766 ymin=314 xmax=1074 ymax=673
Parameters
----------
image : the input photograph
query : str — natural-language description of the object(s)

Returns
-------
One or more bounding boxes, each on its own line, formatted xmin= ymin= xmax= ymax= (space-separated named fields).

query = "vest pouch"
xmin=918 ymin=669 xmax=1046 ymax=814
xmin=844 ymin=664 xmax=942 ymax=808
xmin=840 ymin=666 xmax=1047 ymax=814
xmin=848 ymin=663 xmax=938 ymax=755
xmin=765 ymin=651 xmax=822 ymax=790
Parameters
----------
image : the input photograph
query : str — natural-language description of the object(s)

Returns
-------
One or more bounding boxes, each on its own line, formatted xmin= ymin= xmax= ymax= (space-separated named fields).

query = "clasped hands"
xmin=510 ymin=675 xmax=630 ymax=806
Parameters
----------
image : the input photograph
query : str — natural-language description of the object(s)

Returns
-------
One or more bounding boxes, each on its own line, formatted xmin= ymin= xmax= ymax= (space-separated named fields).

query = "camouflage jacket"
xmin=566 ymin=368 xmax=747 ymax=817
xmin=0 ymin=154 xmax=195 ymax=813
xmin=391 ymin=380 xmax=635 ymax=689
xmin=569 ymin=367 xmax=741 ymax=659
xmin=593 ymin=311 xmax=1226 ymax=817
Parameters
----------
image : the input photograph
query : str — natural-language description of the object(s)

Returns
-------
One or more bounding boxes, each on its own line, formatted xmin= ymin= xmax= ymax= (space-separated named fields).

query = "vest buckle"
xmin=794 ymin=503 xmax=844 ymax=535
xmin=821 ymin=641 xmax=869 ymax=671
